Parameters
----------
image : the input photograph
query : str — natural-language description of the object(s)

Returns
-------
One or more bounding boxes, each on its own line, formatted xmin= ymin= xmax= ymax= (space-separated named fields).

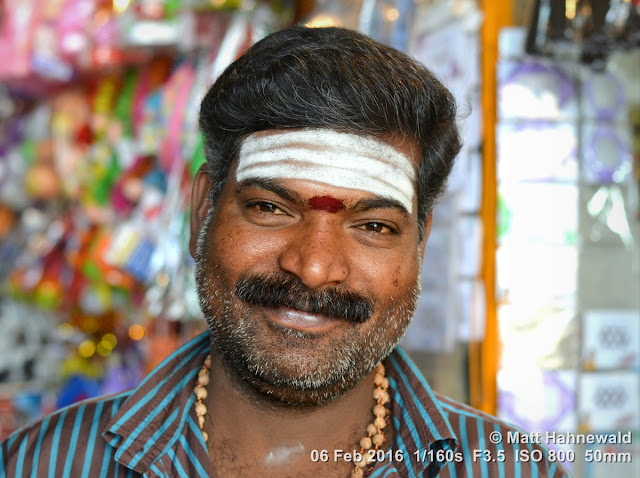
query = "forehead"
xmin=235 ymin=128 xmax=420 ymax=212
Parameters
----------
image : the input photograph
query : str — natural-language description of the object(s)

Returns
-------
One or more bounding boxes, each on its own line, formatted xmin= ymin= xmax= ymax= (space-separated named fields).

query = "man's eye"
xmin=250 ymin=202 xmax=287 ymax=215
xmin=356 ymin=222 xmax=395 ymax=234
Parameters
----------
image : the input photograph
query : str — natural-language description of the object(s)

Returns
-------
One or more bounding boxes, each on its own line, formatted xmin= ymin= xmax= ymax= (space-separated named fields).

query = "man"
xmin=1 ymin=26 xmax=569 ymax=477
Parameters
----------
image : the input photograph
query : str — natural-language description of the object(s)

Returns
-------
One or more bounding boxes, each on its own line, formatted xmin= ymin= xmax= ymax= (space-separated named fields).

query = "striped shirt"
xmin=1 ymin=332 xmax=570 ymax=477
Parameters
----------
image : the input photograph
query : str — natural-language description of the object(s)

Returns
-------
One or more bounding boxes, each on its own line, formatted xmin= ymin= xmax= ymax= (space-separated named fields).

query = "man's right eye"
xmin=248 ymin=201 xmax=287 ymax=215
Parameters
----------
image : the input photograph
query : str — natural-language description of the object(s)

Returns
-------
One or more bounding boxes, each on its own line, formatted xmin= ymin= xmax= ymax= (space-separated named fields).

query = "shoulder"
xmin=435 ymin=391 xmax=511 ymax=430
xmin=384 ymin=348 xmax=571 ymax=476
xmin=433 ymin=392 xmax=572 ymax=477
xmin=1 ymin=390 xmax=131 ymax=477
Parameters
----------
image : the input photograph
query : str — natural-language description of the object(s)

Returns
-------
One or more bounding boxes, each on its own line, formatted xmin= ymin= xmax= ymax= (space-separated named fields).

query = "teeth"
xmin=268 ymin=306 xmax=339 ymax=331
xmin=281 ymin=308 xmax=321 ymax=324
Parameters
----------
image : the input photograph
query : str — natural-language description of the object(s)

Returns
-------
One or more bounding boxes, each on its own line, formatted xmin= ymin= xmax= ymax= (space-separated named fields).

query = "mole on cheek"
xmin=308 ymin=196 xmax=345 ymax=213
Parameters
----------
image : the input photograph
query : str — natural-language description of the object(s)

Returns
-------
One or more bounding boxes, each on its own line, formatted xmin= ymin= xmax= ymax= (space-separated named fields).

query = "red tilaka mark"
xmin=308 ymin=196 xmax=345 ymax=213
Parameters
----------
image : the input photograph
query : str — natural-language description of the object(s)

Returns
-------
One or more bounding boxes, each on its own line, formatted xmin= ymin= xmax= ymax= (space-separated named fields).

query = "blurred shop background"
xmin=0 ymin=0 xmax=638 ymax=476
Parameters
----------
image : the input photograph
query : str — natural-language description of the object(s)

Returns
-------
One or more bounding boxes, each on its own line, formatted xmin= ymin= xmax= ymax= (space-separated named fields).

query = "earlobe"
xmin=189 ymin=165 xmax=213 ymax=258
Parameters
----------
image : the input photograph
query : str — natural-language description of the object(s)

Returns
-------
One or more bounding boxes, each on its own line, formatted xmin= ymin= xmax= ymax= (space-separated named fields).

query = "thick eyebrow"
xmin=349 ymin=197 xmax=411 ymax=218
xmin=235 ymin=178 xmax=306 ymax=208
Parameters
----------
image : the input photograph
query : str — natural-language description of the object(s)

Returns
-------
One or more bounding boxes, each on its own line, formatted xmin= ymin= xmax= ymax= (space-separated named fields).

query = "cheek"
xmin=354 ymin=250 xmax=419 ymax=295
xmin=208 ymin=212 xmax=286 ymax=273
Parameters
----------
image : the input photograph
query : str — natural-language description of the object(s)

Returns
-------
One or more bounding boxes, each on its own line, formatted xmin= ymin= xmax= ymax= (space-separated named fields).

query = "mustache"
xmin=235 ymin=274 xmax=375 ymax=324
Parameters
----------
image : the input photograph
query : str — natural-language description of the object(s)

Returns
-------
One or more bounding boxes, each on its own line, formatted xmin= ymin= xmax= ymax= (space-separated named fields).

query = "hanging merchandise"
xmin=0 ymin=300 xmax=64 ymax=385
xmin=0 ymin=0 xmax=127 ymax=91
xmin=30 ymin=0 xmax=82 ymax=82
xmin=0 ymin=0 xmax=42 ymax=82
xmin=403 ymin=207 xmax=458 ymax=352
xmin=111 ymin=0 xmax=183 ymax=48
xmin=0 ymin=2 xmax=294 ymax=437
xmin=57 ymin=0 xmax=96 ymax=65
xmin=158 ymin=62 xmax=196 ymax=173
xmin=525 ymin=0 xmax=640 ymax=66
xmin=408 ymin=0 xmax=481 ymax=109
xmin=584 ymin=185 xmax=635 ymax=248
xmin=497 ymin=121 xmax=578 ymax=182
xmin=496 ymin=8 xmax=640 ymax=474
xmin=498 ymin=59 xmax=578 ymax=120
xmin=498 ymin=368 xmax=577 ymax=435
xmin=582 ymin=124 xmax=633 ymax=184
xmin=495 ymin=21 xmax=580 ymax=447
xmin=0 ymin=127 xmax=29 ymax=210
xmin=497 ymin=367 xmax=578 ymax=473
xmin=582 ymin=69 xmax=629 ymax=122
xmin=582 ymin=309 xmax=640 ymax=370
xmin=401 ymin=0 xmax=484 ymax=353
xmin=578 ymin=372 xmax=640 ymax=433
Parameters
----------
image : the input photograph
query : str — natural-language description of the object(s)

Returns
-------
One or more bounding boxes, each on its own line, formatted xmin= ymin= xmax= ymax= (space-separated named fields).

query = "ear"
xmin=418 ymin=212 xmax=433 ymax=261
xmin=189 ymin=165 xmax=213 ymax=259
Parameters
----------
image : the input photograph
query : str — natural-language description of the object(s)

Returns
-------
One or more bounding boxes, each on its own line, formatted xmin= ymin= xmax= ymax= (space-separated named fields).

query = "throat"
xmin=199 ymin=351 xmax=393 ymax=477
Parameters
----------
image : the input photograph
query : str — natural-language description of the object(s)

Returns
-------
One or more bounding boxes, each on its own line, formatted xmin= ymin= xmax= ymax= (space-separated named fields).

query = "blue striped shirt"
xmin=1 ymin=332 xmax=570 ymax=477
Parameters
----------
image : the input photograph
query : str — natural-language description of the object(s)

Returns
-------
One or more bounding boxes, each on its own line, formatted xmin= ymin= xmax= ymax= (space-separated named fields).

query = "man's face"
xmin=190 ymin=129 xmax=430 ymax=406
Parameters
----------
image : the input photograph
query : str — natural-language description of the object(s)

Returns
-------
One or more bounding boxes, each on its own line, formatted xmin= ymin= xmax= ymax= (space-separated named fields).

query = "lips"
xmin=265 ymin=306 xmax=343 ymax=333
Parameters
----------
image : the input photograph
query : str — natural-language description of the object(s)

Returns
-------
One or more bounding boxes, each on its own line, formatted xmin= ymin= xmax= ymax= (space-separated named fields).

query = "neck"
xmin=204 ymin=345 xmax=388 ymax=477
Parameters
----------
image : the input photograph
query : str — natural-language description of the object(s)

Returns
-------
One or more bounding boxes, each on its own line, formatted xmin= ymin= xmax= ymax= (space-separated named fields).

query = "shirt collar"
xmin=102 ymin=331 xmax=211 ymax=474
xmin=100 ymin=332 xmax=458 ymax=476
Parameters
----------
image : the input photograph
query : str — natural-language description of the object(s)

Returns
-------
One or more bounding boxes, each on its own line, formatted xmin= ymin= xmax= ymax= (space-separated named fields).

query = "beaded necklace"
xmin=193 ymin=356 xmax=390 ymax=477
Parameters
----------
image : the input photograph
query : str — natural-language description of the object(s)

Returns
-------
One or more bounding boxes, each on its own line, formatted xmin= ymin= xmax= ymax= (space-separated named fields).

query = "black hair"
xmin=199 ymin=26 xmax=462 ymax=239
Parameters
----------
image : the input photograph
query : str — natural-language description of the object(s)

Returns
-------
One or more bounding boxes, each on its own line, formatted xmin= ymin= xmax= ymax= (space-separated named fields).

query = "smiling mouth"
xmin=264 ymin=306 xmax=343 ymax=333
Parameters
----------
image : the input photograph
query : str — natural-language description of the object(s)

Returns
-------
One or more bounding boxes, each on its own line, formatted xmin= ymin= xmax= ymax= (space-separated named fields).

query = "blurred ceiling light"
xmin=78 ymin=340 xmax=96 ymax=358
xmin=129 ymin=324 xmax=145 ymax=341
xmin=57 ymin=323 xmax=75 ymax=340
xmin=305 ymin=15 xmax=339 ymax=28
xmin=61 ymin=33 xmax=86 ymax=54
xmin=384 ymin=7 xmax=399 ymax=22
xmin=566 ymin=0 xmax=576 ymax=20
xmin=113 ymin=0 xmax=131 ymax=14
xmin=102 ymin=333 xmax=118 ymax=348
xmin=128 ymin=22 xmax=180 ymax=46
xmin=97 ymin=340 xmax=113 ymax=357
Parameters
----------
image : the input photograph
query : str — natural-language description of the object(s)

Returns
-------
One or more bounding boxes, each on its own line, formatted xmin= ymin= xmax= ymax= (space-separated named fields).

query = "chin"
xmin=204 ymin=297 xmax=414 ymax=407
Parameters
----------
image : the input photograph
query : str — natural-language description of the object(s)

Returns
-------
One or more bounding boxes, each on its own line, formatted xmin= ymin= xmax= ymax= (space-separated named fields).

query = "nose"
xmin=277 ymin=216 xmax=349 ymax=290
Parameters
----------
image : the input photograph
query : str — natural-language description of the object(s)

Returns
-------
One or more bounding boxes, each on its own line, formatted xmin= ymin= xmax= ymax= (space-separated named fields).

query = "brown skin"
xmin=189 ymin=131 xmax=431 ymax=477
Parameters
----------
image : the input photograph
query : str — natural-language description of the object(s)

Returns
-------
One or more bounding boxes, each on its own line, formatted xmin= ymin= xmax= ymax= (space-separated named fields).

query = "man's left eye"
xmin=356 ymin=222 xmax=395 ymax=234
